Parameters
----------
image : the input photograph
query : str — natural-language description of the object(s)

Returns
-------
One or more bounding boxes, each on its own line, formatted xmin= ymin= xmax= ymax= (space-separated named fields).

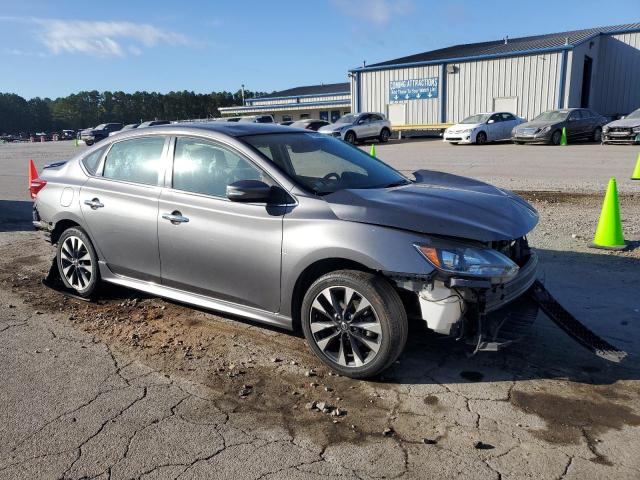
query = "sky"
xmin=1 ymin=0 xmax=638 ymax=99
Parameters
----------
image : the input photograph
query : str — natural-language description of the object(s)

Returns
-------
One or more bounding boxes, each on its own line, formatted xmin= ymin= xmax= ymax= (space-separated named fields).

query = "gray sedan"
xmin=31 ymin=123 xmax=540 ymax=378
xmin=511 ymin=108 xmax=607 ymax=145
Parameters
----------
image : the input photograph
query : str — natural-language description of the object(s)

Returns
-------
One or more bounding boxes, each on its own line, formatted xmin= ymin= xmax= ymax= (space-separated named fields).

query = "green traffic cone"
xmin=370 ymin=144 xmax=376 ymax=157
xmin=591 ymin=178 xmax=626 ymax=250
xmin=74 ymin=138 xmax=79 ymax=147
xmin=560 ymin=127 xmax=567 ymax=146
xmin=631 ymin=152 xmax=640 ymax=180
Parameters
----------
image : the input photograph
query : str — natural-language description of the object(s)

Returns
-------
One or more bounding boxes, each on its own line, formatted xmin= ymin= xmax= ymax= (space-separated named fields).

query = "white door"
xmin=493 ymin=97 xmax=518 ymax=116
xmin=387 ymin=103 xmax=406 ymax=126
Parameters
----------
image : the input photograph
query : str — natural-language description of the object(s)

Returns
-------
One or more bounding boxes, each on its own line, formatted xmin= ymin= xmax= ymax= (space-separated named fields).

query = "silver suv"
xmin=31 ymin=123 xmax=540 ymax=378
xmin=318 ymin=113 xmax=392 ymax=144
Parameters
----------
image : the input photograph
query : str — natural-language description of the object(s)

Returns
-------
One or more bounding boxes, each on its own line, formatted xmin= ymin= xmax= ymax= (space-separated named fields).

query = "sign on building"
xmin=389 ymin=77 xmax=439 ymax=101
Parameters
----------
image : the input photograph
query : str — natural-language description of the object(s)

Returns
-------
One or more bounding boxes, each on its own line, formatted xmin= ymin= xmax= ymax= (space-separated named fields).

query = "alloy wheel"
xmin=59 ymin=236 xmax=93 ymax=290
xmin=309 ymin=286 xmax=382 ymax=367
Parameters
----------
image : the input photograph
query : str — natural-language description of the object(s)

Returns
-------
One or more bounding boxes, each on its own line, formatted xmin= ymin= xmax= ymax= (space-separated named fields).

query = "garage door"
xmin=387 ymin=103 xmax=406 ymax=126
xmin=493 ymin=97 xmax=518 ymax=114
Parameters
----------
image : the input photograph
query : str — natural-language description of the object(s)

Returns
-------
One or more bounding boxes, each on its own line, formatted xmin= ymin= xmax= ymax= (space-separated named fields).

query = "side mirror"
xmin=487 ymin=119 xmax=495 ymax=124
xmin=227 ymin=180 xmax=272 ymax=203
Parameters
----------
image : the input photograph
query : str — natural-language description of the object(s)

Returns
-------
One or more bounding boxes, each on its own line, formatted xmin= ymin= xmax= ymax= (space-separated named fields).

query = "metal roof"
xmin=361 ymin=23 xmax=640 ymax=69
xmin=250 ymin=82 xmax=350 ymax=100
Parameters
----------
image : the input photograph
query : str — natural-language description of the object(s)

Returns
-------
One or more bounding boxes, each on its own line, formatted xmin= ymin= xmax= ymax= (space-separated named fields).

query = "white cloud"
xmin=331 ymin=0 xmax=414 ymax=25
xmin=0 ymin=17 xmax=189 ymax=57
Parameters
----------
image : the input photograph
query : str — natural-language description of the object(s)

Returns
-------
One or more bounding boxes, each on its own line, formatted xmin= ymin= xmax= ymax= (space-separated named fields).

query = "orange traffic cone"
xmin=28 ymin=159 xmax=46 ymax=199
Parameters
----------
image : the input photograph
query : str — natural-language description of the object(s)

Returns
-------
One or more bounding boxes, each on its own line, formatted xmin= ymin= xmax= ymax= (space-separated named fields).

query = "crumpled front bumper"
xmin=391 ymin=252 xmax=539 ymax=349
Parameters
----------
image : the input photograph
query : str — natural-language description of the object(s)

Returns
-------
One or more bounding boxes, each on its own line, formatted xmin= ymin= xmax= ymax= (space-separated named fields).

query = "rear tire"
xmin=85 ymin=140 xmax=94 ymax=146
xmin=379 ymin=128 xmax=390 ymax=143
xmin=593 ymin=127 xmax=602 ymax=143
xmin=344 ymin=131 xmax=356 ymax=144
xmin=301 ymin=270 xmax=407 ymax=379
xmin=56 ymin=227 xmax=99 ymax=298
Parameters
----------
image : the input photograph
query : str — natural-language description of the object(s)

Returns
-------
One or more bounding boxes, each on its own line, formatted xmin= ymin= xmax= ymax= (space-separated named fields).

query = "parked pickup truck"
xmin=80 ymin=123 xmax=123 ymax=146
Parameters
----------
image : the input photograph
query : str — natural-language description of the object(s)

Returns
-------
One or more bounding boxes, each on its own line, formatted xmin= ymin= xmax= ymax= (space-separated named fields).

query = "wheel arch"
xmin=344 ymin=129 xmax=357 ymax=140
xmin=474 ymin=130 xmax=487 ymax=143
xmin=290 ymin=257 xmax=374 ymax=332
xmin=51 ymin=212 xmax=86 ymax=244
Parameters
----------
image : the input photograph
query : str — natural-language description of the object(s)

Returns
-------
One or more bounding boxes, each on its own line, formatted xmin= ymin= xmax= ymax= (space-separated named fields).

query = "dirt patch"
xmin=511 ymin=389 xmax=640 ymax=464
xmin=0 ymin=235 xmax=402 ymax=447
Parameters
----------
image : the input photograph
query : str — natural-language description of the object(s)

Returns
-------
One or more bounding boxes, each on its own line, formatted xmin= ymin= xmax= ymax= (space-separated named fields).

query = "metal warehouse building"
xmin=219 ymin=82 xmax=351 ymax=123
xmin=350 ymin=23 xmax=640 ymax=126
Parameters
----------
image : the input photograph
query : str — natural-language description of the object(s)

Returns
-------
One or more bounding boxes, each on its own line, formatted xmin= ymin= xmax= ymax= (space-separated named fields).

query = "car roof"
xmin=126 ymin=121 xmax=296 ymax=137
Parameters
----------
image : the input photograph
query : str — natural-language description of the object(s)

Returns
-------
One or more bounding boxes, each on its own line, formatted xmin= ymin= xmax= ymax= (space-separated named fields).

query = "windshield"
xmin=335 ymin=114 xmax=357 ymax=124
xmin=241 ymin=132 xmax=410 ymax=195
xmin=94 ymin=124 xmax=107 ymax=129
xmin=460 ymin=114 xmax=490 ymax=124
xmin=533 ymin=110 xmax=569 ymax=122
xmin=627 ymin=109 xmax=640 ymax=119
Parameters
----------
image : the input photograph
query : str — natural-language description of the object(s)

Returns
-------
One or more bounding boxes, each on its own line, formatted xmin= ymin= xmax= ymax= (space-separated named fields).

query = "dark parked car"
xmin=279 ymin=121 xmax=295 ymax=126
xmin=290 ymin=119 xmax=331 ymax=131
xmin=602 ymin=108 xmax=640 ymax=144
xmin=31 ymin=122 xmax=544 ymax=378
xmin=109 ymin=123 xmax=139 ymax=137
xmin=80 ymin=123 xmax=123 ymax=146
xmin=60 ymin=130 xmax=76 ymax=140
xmin=511 ymin=108 xmax=607 ymax=145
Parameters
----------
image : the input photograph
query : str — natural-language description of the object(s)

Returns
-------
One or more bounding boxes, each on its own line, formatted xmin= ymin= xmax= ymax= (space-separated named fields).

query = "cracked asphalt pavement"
xmin=1 ymin=140 xmax=640 ymax=479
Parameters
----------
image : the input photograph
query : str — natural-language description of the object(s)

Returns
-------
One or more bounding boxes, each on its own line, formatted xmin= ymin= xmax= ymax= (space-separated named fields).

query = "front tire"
xmin=344 ymin=131 xmax=356 ymax=144
xmin=475 ymin=131 xmax=487 ymax=144
xmin=379 ymin=128 xmax=390 ymax=143
xmin=57 ymin=227 xmax=99 ymax=297
xmin=301 ymin=270 xmax=407 ymax=379
xmin=85 ymin=140 xmax=94 ymax=146
xmin=550 ymin=130 xmax=562 ymax=145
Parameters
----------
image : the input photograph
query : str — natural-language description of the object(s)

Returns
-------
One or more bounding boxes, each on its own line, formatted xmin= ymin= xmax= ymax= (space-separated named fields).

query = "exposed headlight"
xmin=537 ymin=125 xmax=551 ymax=135
xmin=633 ymin=126 xmax=640 ymax=133
xmin=603 ymin=125 xmax=609 ymax=133
xmin=415 ymin=242 xmax=519 ymax=282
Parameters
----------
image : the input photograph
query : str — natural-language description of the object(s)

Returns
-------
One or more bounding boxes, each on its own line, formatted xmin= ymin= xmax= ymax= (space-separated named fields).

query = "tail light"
xmin=28 ymin=159 xmax=47 ymax=199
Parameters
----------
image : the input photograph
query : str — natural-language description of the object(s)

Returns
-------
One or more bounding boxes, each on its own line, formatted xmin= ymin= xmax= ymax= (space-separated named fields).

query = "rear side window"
xmin=103 ymin=136 xmax=165 ymax=185
xmin=81 ymin=146 xmax=106 ymax=175
xmin=172 ymin=137 xmax=273 ymax=198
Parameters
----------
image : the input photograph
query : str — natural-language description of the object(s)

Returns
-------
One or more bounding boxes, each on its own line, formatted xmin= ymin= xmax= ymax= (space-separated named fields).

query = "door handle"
xmin=84 ymin=198 xmax=104 ymax=209
xmin=162 ymin=211 xmax=189 ymax=224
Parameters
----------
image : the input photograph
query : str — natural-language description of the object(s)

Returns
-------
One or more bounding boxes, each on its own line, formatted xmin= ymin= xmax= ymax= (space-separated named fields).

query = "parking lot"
xmin=1 ymin=139 xmax=640 ymax=479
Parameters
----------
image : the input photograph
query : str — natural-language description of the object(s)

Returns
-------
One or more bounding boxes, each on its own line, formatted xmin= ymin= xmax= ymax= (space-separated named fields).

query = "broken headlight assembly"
xmin=414 ymin=241 xmax=519 ymax=283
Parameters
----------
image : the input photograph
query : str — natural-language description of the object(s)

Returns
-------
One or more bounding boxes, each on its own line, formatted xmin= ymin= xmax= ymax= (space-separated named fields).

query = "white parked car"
xmin=444 ymin=112 xmax=525 ymax=145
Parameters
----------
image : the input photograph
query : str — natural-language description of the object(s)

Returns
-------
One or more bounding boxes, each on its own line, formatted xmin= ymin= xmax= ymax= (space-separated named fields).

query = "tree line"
xmin=0 ymin=89 xmax=266 ymax=134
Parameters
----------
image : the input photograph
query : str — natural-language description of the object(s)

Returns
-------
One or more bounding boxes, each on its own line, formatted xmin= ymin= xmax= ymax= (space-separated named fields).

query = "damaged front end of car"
xmin=389 ymin=235 xmax=539 ymax=354
xmin=388 ymin=233 xmax=627 ymax=363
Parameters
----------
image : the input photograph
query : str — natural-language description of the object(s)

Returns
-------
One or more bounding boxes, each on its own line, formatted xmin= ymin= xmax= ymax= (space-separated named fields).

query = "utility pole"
xmin=241 ymin=84 xmax=245 ymax=105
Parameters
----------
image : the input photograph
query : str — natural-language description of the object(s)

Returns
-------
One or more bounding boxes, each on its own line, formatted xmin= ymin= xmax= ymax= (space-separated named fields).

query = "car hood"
xmin=606 ymin=118 xmax=640 ymax=128
xmin=517 ymin=120 xmax=562 ymax=129
xmin=447 ymin=123 xmax=482 ymax=131
xmin=323 ymin=170 xmax=539 ymax=242
xmin=318 ymin=123 xmax=351 ymax=133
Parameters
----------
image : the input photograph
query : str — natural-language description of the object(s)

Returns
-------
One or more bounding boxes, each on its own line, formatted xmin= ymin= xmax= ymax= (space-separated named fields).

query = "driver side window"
xmin=172 ymin=137 xmax=273 ymax=198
